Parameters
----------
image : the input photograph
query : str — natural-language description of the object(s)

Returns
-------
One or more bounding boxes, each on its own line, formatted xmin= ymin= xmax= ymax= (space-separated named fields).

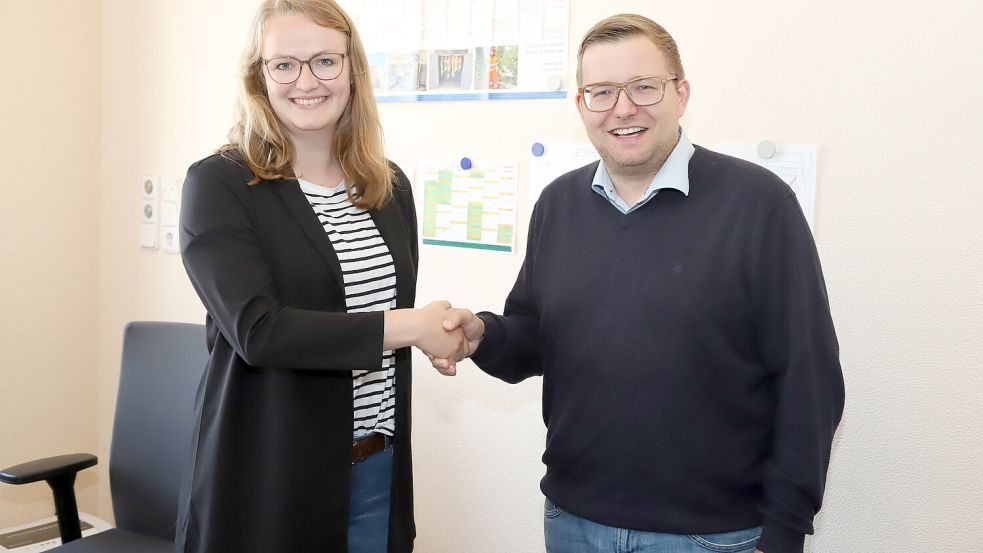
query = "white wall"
xmin=3 ymin=1 xmax=982 ymax=551
xmin=0 ymin=0 xmax=101 ymax=529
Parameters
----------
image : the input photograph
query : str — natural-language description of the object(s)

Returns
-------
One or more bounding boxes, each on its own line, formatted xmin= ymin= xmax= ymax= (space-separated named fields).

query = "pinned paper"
xmin=714 ymin=142 xmax=818 ymax=230
xmin=418 ymin=159 xmax=518 ymax=253
xmin=529 ymin=142 xmax=599 ymax=203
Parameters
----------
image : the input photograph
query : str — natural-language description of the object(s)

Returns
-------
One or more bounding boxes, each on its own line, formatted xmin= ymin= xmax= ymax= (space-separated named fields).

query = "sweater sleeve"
xmin=751 ymin=194 xmax=845 ymax=553
xmin=179 ymin=155 xmax=384 ymax=371
xmin=469 ymin=200 xmax=545 ymax=384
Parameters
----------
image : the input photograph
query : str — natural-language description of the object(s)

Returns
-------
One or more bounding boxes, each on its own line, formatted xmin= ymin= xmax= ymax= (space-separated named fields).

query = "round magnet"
xmin=756 ymin=140 xmax=777 ymax=159
xmin=531 ymin=142 xmax=545 ymax=157
xmin=546 ymin=75 xmax=563 ymax=92
xmin=460 ymin=157 xmax=472 ymax=170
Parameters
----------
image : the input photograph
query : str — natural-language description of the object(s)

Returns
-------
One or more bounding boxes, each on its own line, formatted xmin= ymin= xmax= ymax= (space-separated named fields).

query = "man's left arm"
xmin=751 ymin=193 xmax=846 ymax=553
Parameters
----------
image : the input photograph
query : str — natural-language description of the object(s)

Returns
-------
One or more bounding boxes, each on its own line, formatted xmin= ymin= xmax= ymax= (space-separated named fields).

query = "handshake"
xmin=387 ymin=301 xmax=484 ymax=376
xmin=418 ymin=300 xmax=484 ymax=376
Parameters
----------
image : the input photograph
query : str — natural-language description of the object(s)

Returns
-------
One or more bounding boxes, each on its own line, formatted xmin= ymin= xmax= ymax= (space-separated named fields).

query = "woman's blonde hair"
xmin=223 ymin=0 xmax=393 ymax=209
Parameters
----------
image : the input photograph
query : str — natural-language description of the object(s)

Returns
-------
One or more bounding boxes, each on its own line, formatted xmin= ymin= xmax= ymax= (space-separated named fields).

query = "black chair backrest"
xmin=108 ymin=322 xmax=207 ymax=540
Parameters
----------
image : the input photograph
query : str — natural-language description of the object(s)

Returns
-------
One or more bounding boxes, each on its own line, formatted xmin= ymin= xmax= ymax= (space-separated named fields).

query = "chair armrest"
xmin=0 ymin=453 xmax=98 ymax=544
xmin=0 ymin=453 xmax=97 ymax=484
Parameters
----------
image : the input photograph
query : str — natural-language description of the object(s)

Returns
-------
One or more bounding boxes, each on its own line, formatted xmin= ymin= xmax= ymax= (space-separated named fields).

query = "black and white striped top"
xmin=300 ymin=179 xmax=397 ymax=438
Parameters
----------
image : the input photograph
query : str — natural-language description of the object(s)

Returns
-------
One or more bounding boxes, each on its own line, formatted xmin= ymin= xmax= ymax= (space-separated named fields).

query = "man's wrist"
xmin=470 ymin=312 xmax=499 ymax=361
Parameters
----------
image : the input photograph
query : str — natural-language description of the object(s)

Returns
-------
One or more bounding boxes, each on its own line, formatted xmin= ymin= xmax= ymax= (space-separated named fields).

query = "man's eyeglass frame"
xmin=578 ymin=75 xmax=679 ymax=112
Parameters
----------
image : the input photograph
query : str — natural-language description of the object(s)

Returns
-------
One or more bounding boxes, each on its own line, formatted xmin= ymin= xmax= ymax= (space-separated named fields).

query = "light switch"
xmin=160 ymin=176 xmax=181 ymax=253
xmin=140 ymin=175 xmax=160 ymax=249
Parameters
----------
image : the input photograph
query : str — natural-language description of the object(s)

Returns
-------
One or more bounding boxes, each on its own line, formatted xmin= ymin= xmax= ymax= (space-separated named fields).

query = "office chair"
xmin=0 ymin=322 xmax=207 ymax=552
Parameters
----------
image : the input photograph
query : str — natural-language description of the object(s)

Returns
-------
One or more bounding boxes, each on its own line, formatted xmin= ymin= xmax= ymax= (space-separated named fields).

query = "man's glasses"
xmin=578 ymin=75 xmax=678 ymax=112
xmin=263 ymin=52 xmax=347 ymax=84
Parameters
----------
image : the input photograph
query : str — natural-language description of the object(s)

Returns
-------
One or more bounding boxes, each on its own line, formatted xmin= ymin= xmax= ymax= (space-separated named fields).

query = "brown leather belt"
xmin=351 ymin=433 xmax=387 ymax=464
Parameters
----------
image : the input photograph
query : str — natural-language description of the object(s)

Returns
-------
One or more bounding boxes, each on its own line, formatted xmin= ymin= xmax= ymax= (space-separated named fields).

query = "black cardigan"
xmin=176 ymin=152 xmax=418 ymax=553
xmin=472 ymin=146 xmax=844 ymax=553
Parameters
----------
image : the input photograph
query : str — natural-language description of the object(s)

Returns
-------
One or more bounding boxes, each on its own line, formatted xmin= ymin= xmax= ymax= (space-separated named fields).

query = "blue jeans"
xmin=347 ymin=436 xmax=393 ymax=553
xmin=545 ymin=498 xmax=761 ymax=553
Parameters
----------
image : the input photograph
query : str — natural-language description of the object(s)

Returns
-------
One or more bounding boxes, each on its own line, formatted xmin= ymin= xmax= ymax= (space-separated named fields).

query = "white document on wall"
xmin=417 ymin=160 xmax=519 ymax=253
xmin=0 ymin=513 xmax=111 ymax=551
xmin=529 ymin=142 xmax=599 ymax=204
xmin=713 ymin=143 xmax=817 ymax=230
xmin=338 ymin=0 xmax=570 ymax=102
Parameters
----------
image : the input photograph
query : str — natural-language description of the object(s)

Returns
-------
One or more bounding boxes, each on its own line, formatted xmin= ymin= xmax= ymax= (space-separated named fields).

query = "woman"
xmin=176 ymin=1 xmax=464 ymax=551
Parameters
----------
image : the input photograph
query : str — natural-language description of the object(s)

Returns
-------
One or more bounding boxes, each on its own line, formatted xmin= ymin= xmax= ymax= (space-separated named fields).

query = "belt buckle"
xmin=351 ymin=433 xmax=385 ymax=464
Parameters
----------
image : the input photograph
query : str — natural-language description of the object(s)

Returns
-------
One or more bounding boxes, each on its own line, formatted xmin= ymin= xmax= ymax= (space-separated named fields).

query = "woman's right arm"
xmin=179 ymin=155 xmax=465 ymax=370
xmin=384 ymin=301 xmax=466 ymax=359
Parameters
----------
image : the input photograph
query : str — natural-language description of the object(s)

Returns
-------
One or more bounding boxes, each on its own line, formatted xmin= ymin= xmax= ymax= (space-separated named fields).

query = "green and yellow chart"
xmin=420 ymin=161 xmax=518 ymax=253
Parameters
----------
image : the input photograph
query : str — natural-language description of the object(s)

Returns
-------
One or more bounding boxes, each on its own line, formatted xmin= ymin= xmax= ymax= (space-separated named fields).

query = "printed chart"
xmin=418 ymin=162 xmax=518 ymax=252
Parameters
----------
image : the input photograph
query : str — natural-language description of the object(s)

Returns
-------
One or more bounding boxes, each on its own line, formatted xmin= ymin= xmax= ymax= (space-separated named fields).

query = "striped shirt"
xmin=300 ymin=179 xmax=397 ymax=438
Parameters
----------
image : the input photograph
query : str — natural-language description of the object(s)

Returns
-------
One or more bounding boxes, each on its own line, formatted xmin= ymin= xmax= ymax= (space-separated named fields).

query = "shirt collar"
xmin=591 ymin=128 xmax=695 ymax=213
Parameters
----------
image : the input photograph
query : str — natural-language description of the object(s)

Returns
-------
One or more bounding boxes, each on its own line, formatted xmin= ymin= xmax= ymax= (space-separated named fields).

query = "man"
xmin=435 ymin=13 xmax=844 ymax=553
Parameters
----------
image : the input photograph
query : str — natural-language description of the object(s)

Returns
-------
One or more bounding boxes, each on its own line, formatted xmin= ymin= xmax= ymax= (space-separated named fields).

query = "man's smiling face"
xmin=576 ymin=35 xmax=690 ymax=181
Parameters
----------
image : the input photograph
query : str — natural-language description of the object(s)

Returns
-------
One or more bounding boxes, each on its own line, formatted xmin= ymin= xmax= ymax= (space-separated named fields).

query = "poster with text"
xmin=339 ymin=0 xmax=569 ymax=102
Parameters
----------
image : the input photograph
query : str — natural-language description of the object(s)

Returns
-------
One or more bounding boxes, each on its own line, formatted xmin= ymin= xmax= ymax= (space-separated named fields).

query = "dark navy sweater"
xmin=472 ymin=146 xmax=844 ymax=553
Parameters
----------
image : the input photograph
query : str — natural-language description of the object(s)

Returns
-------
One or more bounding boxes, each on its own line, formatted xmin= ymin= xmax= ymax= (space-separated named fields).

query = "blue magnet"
xmin=460 ymin=157 xmax=472 ymax=170
xmin=531 ymin=142 xmax=545 ymax=157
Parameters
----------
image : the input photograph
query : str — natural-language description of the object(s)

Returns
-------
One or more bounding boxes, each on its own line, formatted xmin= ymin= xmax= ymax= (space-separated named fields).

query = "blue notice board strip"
xmin=377 ymin=91 xmax=567 ymax=103
xmin=422 ymin=239 xmax=512 ymax=252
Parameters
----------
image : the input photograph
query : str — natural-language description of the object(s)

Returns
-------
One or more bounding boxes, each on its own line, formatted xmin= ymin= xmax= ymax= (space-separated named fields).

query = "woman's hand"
xmin=414 ymin=301 xmax=469 ymax=361
xmin=383 ymin=301 xmax=468 ymax=361
xmin=428 ymin=308 xmax=484 ymax=376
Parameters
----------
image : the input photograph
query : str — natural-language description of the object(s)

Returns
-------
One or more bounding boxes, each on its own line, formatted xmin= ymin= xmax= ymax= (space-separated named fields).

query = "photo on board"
xmin=428 ymin=49 xmax=473 ymax=90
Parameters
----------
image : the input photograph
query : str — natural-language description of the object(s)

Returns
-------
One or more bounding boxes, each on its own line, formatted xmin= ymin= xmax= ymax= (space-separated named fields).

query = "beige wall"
xmin=95 ymin=0 xmax=256 ymax=519
xmin=3 ymin=0 xmax=982 ymax=551
xmin=0 ymin=0 xmax=102 ymax=529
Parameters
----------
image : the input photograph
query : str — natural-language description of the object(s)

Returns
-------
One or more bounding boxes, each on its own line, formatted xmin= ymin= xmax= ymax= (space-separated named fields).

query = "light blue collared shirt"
xmin=591 ymin=128 xmax=695 ymax=214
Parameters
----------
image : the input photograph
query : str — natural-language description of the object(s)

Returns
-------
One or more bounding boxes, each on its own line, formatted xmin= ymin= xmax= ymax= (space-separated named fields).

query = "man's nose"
xmin=611 ymin=88 xmax=637 ymax=118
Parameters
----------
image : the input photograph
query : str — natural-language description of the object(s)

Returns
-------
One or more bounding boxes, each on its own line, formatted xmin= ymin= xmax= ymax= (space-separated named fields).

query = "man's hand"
xmin=429 ymin=308 xmax=484 ymax=376
xmin=414 ymin=301 xmax=469 ymax=361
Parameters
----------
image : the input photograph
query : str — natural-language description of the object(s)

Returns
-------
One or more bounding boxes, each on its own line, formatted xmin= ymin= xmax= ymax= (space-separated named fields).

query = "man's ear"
xmin=675 ymin=79 xmax=691 ymax=116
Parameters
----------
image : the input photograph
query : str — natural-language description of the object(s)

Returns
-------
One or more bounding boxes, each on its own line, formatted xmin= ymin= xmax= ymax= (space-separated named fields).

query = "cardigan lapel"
xmin=274 ymin=179 xmax=346 ymax=291
xmin=370 ymin=196 xmax=416 ymax=309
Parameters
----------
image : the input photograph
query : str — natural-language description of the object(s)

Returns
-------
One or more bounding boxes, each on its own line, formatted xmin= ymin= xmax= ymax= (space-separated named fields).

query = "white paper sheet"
xmin=339 ymin=0 xmax=570 ymax=101
xmin=529 ymin=142 xmax=599 ymax=204
xmin=417 ymin=160 xmax=519 ymax=253
xmin=713 ymin=143 xmax=817 ymax=230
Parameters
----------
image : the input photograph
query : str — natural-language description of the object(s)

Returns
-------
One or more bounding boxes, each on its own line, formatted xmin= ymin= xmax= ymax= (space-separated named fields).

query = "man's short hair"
xmin=577 ymin=14 xmax=685 ymax=85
